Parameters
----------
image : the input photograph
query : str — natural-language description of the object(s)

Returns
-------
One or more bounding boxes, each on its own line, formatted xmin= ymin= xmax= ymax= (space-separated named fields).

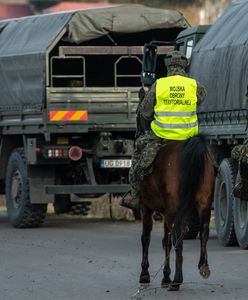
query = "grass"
xmin=0 ymin=206 xmax=6 ymax=212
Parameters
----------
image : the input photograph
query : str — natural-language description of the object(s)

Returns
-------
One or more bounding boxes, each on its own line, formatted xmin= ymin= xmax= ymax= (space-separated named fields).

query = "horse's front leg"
xmin=161 ymin=222 xmax=172 ymax=288
xmin=198 ymin=208 xmax=211 ymax=278
xmin=139 ymin=206 xmax=153 ymax=284
xmin=169 ymin=227 xmax=183 ymax=291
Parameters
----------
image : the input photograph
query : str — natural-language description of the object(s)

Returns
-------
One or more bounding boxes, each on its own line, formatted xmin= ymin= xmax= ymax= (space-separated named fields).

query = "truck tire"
xmin=54 ymin=194 xmax=91 ymax=216
xmin=5 ymin=148 xmax=47 ymax=228
xmin=214 ymin=158 xmax=237 ymax=246
xmin=233 ymin=199 xmax=248 ymax=249
xmin=233 ymin=172 xmax=248 ymax=249
xmin=70 ymin=202 xmax=91 ymax=216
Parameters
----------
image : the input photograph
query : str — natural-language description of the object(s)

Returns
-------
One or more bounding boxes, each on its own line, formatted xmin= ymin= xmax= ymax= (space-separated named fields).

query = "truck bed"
xmin=198 ymin=110 xmax=248 ymax=142
xmin=0 ymin=87 xmax=139 ymax=135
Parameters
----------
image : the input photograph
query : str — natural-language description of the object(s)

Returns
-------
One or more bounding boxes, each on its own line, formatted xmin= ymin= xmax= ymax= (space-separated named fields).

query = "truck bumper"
xmin=45 ymin=184 xmax=130 ymax=195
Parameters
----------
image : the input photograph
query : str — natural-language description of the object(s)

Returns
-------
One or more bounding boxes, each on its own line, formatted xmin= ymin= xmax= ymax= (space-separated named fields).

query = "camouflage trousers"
xmin=231 ymin=142 xmax=248 ymax=164
xmin=129 ymin=131 xmax=166 ymax=199
xmin=231 ymin=141 xmax=248 ymax=197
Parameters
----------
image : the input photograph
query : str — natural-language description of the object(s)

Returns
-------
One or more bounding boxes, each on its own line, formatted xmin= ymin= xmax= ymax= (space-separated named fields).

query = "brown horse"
xmin=139 ymin=135 xmax=215 ymax=291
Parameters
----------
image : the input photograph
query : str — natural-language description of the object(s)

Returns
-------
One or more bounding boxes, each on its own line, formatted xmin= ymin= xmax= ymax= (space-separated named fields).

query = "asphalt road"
xmin=0 ymin=212 xmax=248 ymax=300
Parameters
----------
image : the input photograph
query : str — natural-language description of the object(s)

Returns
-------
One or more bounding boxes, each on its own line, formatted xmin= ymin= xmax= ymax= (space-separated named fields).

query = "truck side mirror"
xmin=141 ymin=44 xmax=157 ymax=86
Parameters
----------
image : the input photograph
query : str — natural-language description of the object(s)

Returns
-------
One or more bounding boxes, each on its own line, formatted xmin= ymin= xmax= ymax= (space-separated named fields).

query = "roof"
xmin=44 ymin=1 xmax=120 ymax=13
xmin=189 ymin=0 xmax=248 ymax=112
xmin=0 ymin=4 xmax=33 ymax=20
xmin=0 ymin=6 xmax=189 ymax=54
xmin=176 ymin=25 xmax=211 ymax=40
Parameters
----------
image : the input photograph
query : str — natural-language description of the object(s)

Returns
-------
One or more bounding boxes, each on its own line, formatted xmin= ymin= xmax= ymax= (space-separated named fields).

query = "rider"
xmin=120 ymin=50 xmax=206 ymax=209
xmin=232 ymin=142 xmax=248 ymax=200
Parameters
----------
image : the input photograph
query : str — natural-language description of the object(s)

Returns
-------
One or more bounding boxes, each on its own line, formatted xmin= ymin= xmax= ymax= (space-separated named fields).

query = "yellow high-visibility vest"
xmin=151 ymin=75 xmax=198 ymax=140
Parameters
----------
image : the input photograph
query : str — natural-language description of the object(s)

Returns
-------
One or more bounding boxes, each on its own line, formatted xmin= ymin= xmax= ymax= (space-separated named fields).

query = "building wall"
xmin=0 ymin=0 xmax=28 ymax=4
xmin=0 ymin=3 xmax=33 ymax=20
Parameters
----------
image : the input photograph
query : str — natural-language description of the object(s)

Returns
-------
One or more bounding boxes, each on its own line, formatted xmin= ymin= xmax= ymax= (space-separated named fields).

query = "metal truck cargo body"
xmin=188 ymin=0 xmax=248 ymax=142
xmin=186 ymin=0 xmax=248 ymax=248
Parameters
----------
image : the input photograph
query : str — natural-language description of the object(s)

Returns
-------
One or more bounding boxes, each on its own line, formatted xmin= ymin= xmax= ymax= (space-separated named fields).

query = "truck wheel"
xmin=214 ymin=158 xmax=237 ymax=246
xmin=70 ymin=202 xmax=91 ymax=216
xmin=233 ymin=199 xmax=248 ymax=249
xmin=233 ymin=172 xmax=248 ymax=248
xmin=54 ymin=194 xmax=71 ymax=214
xmin=5 ymin=148 xmax=47 ymax=228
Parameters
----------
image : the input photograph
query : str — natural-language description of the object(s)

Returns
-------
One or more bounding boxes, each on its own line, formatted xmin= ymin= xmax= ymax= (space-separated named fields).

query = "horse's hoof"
xmin=161 ymin=278 xmax=171 ymax=288
xmin=139 ymin=274 xmax=150 ymax=284
xmin=200 ymin=265 xmax=211 ymax=278
xmin=168 ymin=283 xmax=180 ymax=291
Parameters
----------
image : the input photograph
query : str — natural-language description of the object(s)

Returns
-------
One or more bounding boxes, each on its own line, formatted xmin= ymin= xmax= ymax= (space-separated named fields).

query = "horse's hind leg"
xmin=161 ymin=222 xmax=172 ymax=288
xmin=169 ymin=226 xmax=183 ymax=291
xmin=139 ymin=206 xmax=153 ymax=284
xmin=198 ymin=207 xmax=211 ymax=278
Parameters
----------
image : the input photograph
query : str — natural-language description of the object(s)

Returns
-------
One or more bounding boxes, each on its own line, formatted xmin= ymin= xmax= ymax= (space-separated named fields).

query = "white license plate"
xmin=100 ymin=159 xmax=132 ymax=168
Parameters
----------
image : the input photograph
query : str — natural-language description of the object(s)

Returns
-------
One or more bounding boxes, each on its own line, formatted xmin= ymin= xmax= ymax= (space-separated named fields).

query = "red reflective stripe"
xmin=79 ymin=111 xmax=88 ymax=120
xmin=61 ymin=110 xmax=75 ymax=120
xmin=49 ymin=110 xmax=88 ymax=121
xmin=49 ymin=111 xmax=57 ymax=120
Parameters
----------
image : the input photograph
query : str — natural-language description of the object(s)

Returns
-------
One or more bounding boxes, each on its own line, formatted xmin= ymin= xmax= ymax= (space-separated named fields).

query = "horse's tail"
xmin=173 ymin=135 xmax=208 ymax=233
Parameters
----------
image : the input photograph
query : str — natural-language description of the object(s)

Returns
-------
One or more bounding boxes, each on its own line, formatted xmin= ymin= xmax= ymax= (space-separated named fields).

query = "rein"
xmin=131 ymin=225 xmax=188 ymax=299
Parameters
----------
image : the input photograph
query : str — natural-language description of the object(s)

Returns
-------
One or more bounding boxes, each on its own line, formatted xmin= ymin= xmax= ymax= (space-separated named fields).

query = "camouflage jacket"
xmin=135 ymin=87 xmax=151 ymax=138
xmin=231 ymin=141 xmax=248 ymax=164
xmin=140 ymin=68 xmax=207 ymax=121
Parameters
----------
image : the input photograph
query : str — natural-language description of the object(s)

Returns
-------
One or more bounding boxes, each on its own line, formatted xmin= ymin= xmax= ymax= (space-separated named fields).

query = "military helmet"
xmin=164 ymin=51 xmax=188 ymax=69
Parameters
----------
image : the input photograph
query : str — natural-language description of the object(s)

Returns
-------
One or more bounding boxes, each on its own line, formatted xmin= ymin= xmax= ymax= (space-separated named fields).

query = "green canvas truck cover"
xmin=0 ymin=6 xmax=188 ymax=112
xmin=189 ymin=0 xmax=248 ymax=113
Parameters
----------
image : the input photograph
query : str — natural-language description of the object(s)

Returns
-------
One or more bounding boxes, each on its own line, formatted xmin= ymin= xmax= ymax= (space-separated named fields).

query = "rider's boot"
xmin=120 ymin=190 xmax=139 ymax=209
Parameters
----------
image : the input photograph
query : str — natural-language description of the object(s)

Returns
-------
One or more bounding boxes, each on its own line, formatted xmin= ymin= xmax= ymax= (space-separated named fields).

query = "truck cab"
xmin=141 ymin=25 xmax=210 ymax=86
xmin=175 ymin=25 xmax=211 ymax=60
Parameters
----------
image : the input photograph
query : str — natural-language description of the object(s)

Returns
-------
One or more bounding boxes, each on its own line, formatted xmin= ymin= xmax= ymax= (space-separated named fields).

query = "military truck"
xmin=187 ymin=0 xmax=248 ymax=249
xmin=142 ymin=0 xmax=248 ymax=248
xmin=0 ymin=6 xmax=189 ymax=228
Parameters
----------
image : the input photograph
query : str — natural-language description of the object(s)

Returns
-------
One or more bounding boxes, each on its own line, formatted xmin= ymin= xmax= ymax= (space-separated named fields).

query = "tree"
xmin=28 ymin=0 xmax=210 ymax=11
xmin=108 ymin=0 xmax=204 ymax=7
xmin=29 ymin=0 xmax=60 ymax=12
